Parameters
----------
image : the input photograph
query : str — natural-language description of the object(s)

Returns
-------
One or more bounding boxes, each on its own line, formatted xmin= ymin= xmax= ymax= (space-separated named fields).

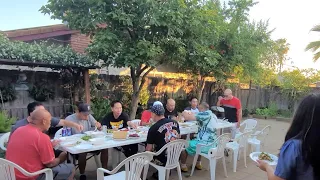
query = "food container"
xmin=113 ymin=131 xmax=128 ymax=140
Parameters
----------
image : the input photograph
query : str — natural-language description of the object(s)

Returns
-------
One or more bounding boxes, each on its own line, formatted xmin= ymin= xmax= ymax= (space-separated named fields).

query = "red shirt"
xmin=141 ymin=110 xmax=152 ymax=124
xmin=220 ymin=97 xmax=241 ymax=122
xmin=6 ymin=124 xmax=55 ymax=180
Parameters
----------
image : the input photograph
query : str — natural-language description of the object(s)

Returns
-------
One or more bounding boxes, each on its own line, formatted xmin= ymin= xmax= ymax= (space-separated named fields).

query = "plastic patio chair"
xmin=248 ymin=125 xmax=271 ymax=152
xmin=190 ymin=134 xmax=230 ymax=180
xmin=240 ymin=119 xmax=257 ymax=133
xmin=143 ymin=139 xmax=188 ymax=180
xmin=97 ymin=152 xmax=153 ymax=180
xmin=0 ymin=158 xmax=53 ymax=180
xmin=0 ymin=132 xmax=10 ymax=151
xmin=131 ymin=119 xmax=142 ymax=127
xmin=226 ymin=131 xmax=252 ymax=172
xmin=54 ymin=128 xmax=101 ymax=168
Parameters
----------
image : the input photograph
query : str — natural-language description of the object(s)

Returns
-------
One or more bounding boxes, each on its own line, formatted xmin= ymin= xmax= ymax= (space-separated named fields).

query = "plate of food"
xmin=81 ymin=135 xmax=92 ymax=141
xmin=128 ymin=133 xmax=140 ymax=139
xmin=250 ymin=152 xmax=278 ymax=166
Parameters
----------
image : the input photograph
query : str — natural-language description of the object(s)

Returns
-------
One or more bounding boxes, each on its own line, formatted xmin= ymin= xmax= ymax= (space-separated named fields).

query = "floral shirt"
xmin=195 ymin=110 xmax=218 ymax=143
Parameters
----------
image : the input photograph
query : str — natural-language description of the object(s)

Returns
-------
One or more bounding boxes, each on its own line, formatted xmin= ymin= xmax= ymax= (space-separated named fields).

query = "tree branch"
xmin=130 ymin=67 xmax=136 ymax=88
xmin=137 ymin=65 xmax=149 ymax=77
xmin=138 ymin=67 xmax=155 ymax=92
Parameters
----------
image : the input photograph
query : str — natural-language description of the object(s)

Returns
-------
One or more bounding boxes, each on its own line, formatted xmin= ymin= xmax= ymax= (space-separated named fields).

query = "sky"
xmin=1 ymin=0 xmax=320 ymax=70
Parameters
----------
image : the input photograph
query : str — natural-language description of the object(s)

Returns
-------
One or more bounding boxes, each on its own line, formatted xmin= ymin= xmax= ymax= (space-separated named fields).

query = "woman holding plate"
xmin=257 ymin=94 xmax=320 ymax=180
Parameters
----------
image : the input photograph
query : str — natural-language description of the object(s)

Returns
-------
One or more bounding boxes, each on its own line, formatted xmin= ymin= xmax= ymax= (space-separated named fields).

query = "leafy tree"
xmin=41 ymin=0 xmax=189 ymax=118
xmin=305 ymin=24 xmax=320 ymax=61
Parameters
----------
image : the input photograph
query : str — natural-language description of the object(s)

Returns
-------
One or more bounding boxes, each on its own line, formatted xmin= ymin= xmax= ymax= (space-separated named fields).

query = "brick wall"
xmin=70 ymin=33 xmax=91 ymax=54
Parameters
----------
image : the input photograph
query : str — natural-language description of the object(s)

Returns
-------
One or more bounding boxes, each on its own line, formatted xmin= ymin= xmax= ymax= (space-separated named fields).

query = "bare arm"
xmin=182 ymin=111 xmax=196 ymax=121
xmin=217 ymin=96 xmax=223 ymax=106
xmin=141 ymin=121 xmax=151 ymax=126
xmin=145 ymin=144 xmax=153 ymax=152
xmin=265 ymin=165 xmax=284 ymax=180
xmin=58 ymin=119 xmax=82 ymax=131
xmin=45 ymin=152 xmax=67 ymax=168
xmin=237 ymin=108 xmax=242 ymax=126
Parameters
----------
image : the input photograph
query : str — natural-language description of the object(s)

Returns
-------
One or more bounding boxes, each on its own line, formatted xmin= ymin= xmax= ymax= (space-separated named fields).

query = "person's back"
xmin=147 ymin=118 xmax=180 ymax=165
xmin=6 ymin=124 xmax=55 ymax=180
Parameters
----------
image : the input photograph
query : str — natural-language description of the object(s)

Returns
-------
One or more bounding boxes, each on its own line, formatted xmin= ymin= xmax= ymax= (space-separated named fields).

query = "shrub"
xmin=91 ymin=97 xmax=111 ymax=122
xmin=0 ymin=111 xmax=15 ymax=133
xmin=256 ymin=103 xmax=278 ymax=117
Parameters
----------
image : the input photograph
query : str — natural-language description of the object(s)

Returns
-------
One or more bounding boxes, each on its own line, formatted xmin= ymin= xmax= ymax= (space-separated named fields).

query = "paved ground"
xmin=75 ymin=119 xmax=290 ymax=180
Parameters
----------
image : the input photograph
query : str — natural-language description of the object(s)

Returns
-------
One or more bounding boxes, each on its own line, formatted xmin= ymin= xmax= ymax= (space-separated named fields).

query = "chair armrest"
xmin=97 ymin=168 xmax=114 ymax=177
xmin=196 ymin=142 xmax=215 ymax=154
xmin=20 ymin=168 xmax=53 ymax=179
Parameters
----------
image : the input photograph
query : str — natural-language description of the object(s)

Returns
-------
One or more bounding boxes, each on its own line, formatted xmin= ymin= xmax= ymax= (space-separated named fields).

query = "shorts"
xmin=37 ymin=163 xmax=74 ymax=180
xmin=186 ymin=139 xmax=216 ymax=156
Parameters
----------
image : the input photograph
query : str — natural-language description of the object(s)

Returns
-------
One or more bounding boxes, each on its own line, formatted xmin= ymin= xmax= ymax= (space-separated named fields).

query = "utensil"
xmin=250 ymin=152 xmax=278 ymax=166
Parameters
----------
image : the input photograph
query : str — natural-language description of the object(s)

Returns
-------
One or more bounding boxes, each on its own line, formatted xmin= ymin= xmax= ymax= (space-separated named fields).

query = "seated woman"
xmin=180 ymin=102 xmax=218 ymax=172
xmin=140 ymin=101 xmax=163 ymax=126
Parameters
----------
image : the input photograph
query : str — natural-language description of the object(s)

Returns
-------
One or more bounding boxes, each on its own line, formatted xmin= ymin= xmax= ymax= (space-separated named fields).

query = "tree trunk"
xmin=245 ymin=79 xmax=252 ymax=109
xmin=197 ymin=76 xmax=206 ymax=101
xmin=129 ymin=75 xmax=141 ymax=120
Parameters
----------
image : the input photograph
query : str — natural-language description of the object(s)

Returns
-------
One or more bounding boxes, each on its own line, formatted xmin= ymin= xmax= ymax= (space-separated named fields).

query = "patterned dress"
xmin=186 ymin=110 xmax=218 ymax=155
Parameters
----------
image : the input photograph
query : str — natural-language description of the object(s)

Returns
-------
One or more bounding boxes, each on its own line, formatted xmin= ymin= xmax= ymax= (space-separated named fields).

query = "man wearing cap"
xmin=146 ymin=104 xmax=180 ymax=170
xmin=65 ymin=102 xmax=104 ymax=180
xmin=140 ymin=101 xmax=163 ymax=126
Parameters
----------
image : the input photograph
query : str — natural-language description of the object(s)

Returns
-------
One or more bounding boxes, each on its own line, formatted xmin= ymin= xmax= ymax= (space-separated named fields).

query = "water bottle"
xmin=67 ymin=127 xmax=72 ymax=136
xmin=62 ymin=127 xmax=66 ymax=137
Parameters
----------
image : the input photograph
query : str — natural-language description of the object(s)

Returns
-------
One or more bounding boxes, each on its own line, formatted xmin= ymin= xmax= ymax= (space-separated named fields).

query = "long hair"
xmin=285 ymin=93 xmax=320 ymax=178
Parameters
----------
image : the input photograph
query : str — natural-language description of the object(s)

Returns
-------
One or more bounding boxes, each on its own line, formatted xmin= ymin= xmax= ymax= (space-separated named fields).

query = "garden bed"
xmin=275 ymin=117 xmax=292 ymax=122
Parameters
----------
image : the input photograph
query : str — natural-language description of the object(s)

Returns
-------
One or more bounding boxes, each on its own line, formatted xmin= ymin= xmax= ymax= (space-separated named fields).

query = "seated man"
xmin=65 ymin=103 xmax=104 ymax=180
xmin=180 ymin=102 xmax=218 ymax=172
xmin=10 ymin=101 xmax=83 ymax=157
xmin=184 ymin=97 xmax=199 ymax=114
xmin=102 ymin=100 xmax=138 ymax=157
xmin=6 ymin=109 xmax=75 ymax=180
xmin=164 ymin=98 xmax=178 ymax=120
xmin=146 ymin=104 xmax=180 ymax=178
xmin=140 ymin=101 xmax=163 ymax=126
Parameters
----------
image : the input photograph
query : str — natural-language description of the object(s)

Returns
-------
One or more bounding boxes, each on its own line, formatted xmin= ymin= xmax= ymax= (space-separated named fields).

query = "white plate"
xmin=250 ymin=152 xmax=278 ymax=166
xmin=74 ymin=143 xmax=93 ymax=150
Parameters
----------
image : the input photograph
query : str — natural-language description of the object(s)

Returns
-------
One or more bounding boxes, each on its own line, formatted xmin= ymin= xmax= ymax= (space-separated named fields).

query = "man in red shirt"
xmin=6 ymin=109 xmax=74 ymax=180
xmin=217 ymin=89 xmax=242 ymax=138
xmin=140 ymin=101 xmax=163 ymax=126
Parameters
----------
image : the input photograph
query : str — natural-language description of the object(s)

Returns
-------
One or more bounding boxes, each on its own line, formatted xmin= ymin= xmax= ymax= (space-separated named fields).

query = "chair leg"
xmin=158 ymin=168 xmax=166 ymax=180
xmin=142 ymin=165 xmax=149 ymax=180
xmin=238 ymin=149 xmax=241 ymax=161
xmin=177 ymin=164 xmax=183 ymax=180
xmin=190 ymin=154 xmax=199 ymax=176
xmin=166 ymin=169 xmax=170 ymax=180
xmin=232 ymin=148 xmax=239 ymax=172
xmin=94 ymin=155 xmax=101 ymax=168
xmin=209 ymin=158 xmax=217 ymax=180
xmin=222 ymin=157 xmax=228 ymax=178
xmin=244 ymin=147 xmax=247 ymax=168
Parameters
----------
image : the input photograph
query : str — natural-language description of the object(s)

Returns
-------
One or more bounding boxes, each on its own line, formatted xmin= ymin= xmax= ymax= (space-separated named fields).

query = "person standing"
xmin=65 ymin=103 xmax=104 ymax=180
xmin=185 ymin=97 xmax=199 ymax=114
xmin=217 ymin=89 xmax=242 ymax=138
xmin=102 ymin=100 xmax=138 ymax=158
xmin=164 ymin=98 xmax=178 ymax=120
xmin=6 ymin=109 xmax=75 ymax=180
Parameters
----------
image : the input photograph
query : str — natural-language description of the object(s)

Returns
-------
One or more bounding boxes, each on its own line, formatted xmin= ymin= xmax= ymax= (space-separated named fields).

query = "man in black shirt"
xmin=146 ymin=104 xmax=180 ymax=166
xmin=102 ymin=100 xmax=138 ymax=157
xmin=164 ymin=98 xmax=178 ymax=120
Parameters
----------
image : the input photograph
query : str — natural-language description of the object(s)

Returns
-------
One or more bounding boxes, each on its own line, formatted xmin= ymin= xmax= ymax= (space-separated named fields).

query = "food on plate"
xmin=258 ymin=152 xmax=273 ymax=162
xmin=106 ymin=129 xmax=114 ymax=134
xmin=120 ymin=128 xmax=128 ymax=131
xmin=129 ymin=133 xmax=140 ymax=138
xmin=81 ymin=135 xmax=92 ymax=141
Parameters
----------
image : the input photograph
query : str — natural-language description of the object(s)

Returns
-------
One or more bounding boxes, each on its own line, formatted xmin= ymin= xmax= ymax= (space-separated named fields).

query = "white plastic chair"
xmin=248 ymin=125 xmax=271 ymax=152
xmin=97 ymin=152 xmax=153 ymax=180
xmin=0 ymin=158 xmax=53 ymax=180
xmin=0 ymin=132 xmax=10 ymax=151
xmin=131 ymin=119 xmax=142 ymax=127
xmin=54 ymin=128 xmax=101 ymax=168
xmin=143 ymin=139 xmax=188 ymax=180
xmin=190 ymin=134 xmax=230 ymax=180
xmin=226 ymin=131 xmax=252 ymax=172
xmin=240 ymin=119 xmax=257 ymax=132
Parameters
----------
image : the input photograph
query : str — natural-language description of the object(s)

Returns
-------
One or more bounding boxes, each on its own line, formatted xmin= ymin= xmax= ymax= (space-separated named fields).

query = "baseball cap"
xmin=77 ymin=103 xmax=92 ymax=115
xmin=153 ymin=101 xmax=163 ymax=106
xmin=150 ymin=104 xmax=165 ymax=116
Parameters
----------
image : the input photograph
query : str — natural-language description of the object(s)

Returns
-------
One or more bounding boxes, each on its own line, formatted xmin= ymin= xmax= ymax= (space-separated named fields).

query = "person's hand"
xmin=218 ymin=96 xmax=223 ymax=101
xmin=95 ymin=122 xmax=102 ymax=130
xmin=128 ymin=121 xmax=138 ymax=129
xmin=75 ymin=124 xmax=83 ymax=132
xmin=256 ymin=160 xmax=270 ymax=172
xmin=51 ymin=140 xmax=61 ymax=147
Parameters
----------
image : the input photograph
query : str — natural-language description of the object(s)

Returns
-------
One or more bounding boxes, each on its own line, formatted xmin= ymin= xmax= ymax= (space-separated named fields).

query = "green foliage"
xmin=0 ymin=111 xmax=15 ymax=133
xmin=91 ymin=97 xmax=111 ymax=122
xmin=277 ymin=109 xmax=293 ymax=118
xmin=0 ymin=33 xmax=96 ymax=68
xmin=256 ymin=102 xmax=278 ymax=117
xmin=305 ymin=24 xmax=320 ymax=62
xmin=0 ymin=86 xmax=16 ymax=103
xmin=28 ymin=83 xmax=55 ymax=102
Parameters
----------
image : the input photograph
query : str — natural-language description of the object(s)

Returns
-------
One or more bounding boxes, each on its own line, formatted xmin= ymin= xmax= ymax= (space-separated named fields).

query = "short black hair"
xmin=27 ymin=102 xmax=43 ymax=115
xmin=110 ymin=100 xmax=122 ymax=107
xmin=189 ymin=96 xmax=198 ymax=102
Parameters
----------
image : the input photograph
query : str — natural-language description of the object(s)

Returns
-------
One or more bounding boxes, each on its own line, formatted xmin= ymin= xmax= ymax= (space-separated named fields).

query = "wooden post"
xmin=83 ymin=69 xmax=91 ymax=103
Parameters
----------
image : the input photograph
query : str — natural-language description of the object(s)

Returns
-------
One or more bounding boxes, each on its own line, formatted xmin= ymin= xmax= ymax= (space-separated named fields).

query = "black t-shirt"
xmin=223 ymin=106 xmax=237 ymax=123
xmin=146 ymin=118 xmax=180 ymax=164
xmin=164 ymin=108 xmax=178 ymax=119
xmin=102 ymin=112 xmax=130 ymax=129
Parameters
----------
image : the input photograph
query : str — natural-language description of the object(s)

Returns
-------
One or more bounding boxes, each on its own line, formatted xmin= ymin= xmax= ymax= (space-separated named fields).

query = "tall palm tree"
xmin=306 ymin=24 xmax=320 ymax=61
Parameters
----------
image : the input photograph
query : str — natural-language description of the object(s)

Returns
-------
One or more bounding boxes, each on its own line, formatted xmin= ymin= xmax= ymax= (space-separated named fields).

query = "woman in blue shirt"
xmin=257 ymin=94 xmax=320 ymax=180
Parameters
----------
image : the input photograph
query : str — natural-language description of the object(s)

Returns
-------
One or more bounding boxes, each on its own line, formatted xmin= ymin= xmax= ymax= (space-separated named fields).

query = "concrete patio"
xmin=75 ymin=119 xmax=290 ymax=180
